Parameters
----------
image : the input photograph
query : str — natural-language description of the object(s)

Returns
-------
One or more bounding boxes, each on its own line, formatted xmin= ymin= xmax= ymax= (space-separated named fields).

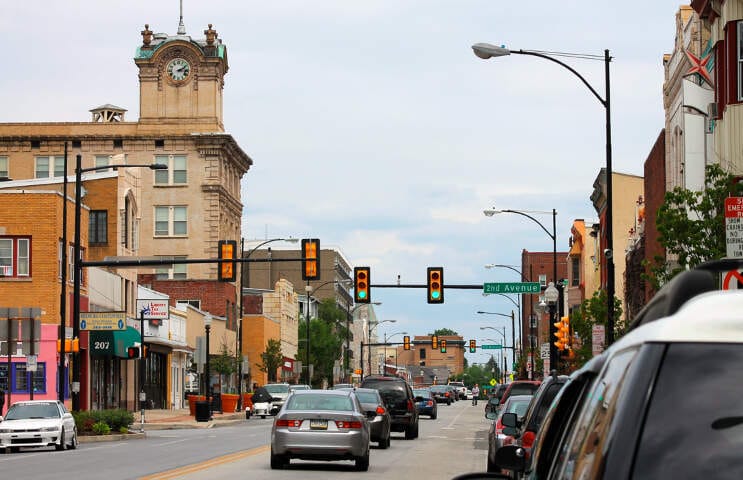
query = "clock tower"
xmin=135 ymin=21 xmax=227 ymax=130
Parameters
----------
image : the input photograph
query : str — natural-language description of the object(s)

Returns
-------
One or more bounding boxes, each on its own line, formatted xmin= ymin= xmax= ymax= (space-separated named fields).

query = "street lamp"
xmin=367 ymin=319 xmax=396 ymax=377
xmin=348 ymin=302 xmax=381 ymax=381
xmin=303 ymin=278 xmax=353 ymax=385
xmin=483 ymin=264 xmax=524 ymax=353
xmin=484 ymin=207 xmax=558 ymax=372
xmin=382 ymin=330 xmax=407 ymax=375
xmin=204 ymin=314 xmax=213 ymax=420
xmin=238 ymin=237 xmax=298 ymax=408
xmin=544 ymin=282 xmax=560 ymax=371
xmin=479 ymin=330 xmax=508 ymax=383
xmin=71 ymin=154 xmax=167 ymax=411
xmin=477 ymin=311 xmax=515 ymax=374
xmin=474 ymin=42 xmax=614 ymax=346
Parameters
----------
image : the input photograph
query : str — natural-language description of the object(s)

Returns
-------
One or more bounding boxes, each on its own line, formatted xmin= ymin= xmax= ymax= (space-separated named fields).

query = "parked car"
xmin=332 ymin=383 xmax=354 ymax=390
xmin=464 ymin=388 xmax=473 ymax=400
xmin=444 ymin=385 xmax=460 ymax=402
xmin=270 ymin=389 xmax=370 ymax=471
xmin=413 ymin=388 xmax=438 ymax=419
xmin=0 ymin=400 xmax=78 ymax=453
xmin=447 ymin=380 xmax=467 ymax=400
xmin=486 ymin=383 xmax=508 ymax=414
xmin=497 ymin=380 xmax=540 ymax=411
xmin=288 ymin=384 xmax=311 ymax=393
xmin=360 ymin=375 xmax=420 ymax=439
xmin=429 ymin=384 xmax=453 ymax=405
xmin=497 ymin=262 xmax=743 ymax=479
xmin=339 ymin=387 xmax=392 ymax=448
xmin=486 ymin=394 xmax=533 ymax=473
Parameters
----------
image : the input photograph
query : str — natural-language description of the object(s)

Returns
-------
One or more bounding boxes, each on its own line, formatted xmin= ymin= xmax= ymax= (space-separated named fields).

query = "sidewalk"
xmin=132 ymin=408 xmax=245 ymax=430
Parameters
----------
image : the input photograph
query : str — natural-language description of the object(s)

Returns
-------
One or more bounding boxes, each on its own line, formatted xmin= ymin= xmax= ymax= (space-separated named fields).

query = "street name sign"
xmin=79 ymin=311 xmax=126 ymax=331
xmin=483 ymin=282 xmax=541 ymax=294
xmin=481 ymin=344 xmax=502 ymax=350
xmin=725 ymin=197 xmax=743 ymax=258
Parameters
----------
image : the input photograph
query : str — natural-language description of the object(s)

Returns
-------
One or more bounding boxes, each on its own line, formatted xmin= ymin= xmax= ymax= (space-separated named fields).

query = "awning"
xmin=89 ymin=327 xmax=141 ymax=358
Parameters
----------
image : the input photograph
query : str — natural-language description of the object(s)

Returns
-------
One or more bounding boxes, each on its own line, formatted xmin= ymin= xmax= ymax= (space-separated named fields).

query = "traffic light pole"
xmin=139 ymin=308 xmax=146 ymax=432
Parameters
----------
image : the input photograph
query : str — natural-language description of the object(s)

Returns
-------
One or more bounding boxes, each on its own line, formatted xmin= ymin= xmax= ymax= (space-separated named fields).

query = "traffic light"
xmin=142 ymin=344 xmax=149 ymax=358
xmin=469 ymin=339 xmax=477 ymax=353
xmin=218 ymin=240 xmax=237 ymax=282
xmin=301 ymin=238 xmax=321 ymax=280
xmin=354 ymin=266 xmax=371 ymax=304
xmin=56 ymin=338 xmax=79 ymax=353
xmin=431 ymin=335 xmax=438 ymax=350
xmin=427 ymin=267 xmax=444 ymax=304
xmin=440 ymin=339 xmax=447 ymax=353
xmin=127 ymin=346 xmax=140 ymax=359
xmin=403 ymin=335 xmax=411 ymax=351
xmin=553 ymin=315 xmax=570 ymax=351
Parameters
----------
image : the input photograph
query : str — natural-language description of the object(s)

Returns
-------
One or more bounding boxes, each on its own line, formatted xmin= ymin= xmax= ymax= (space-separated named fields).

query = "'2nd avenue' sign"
xmin=483 ymin=282 xmax=541 ymax=294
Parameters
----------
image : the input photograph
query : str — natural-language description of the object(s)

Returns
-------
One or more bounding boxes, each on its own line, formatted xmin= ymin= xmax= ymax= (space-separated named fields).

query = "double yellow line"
xmin=140 ymin=445 xmax=270 ymax=480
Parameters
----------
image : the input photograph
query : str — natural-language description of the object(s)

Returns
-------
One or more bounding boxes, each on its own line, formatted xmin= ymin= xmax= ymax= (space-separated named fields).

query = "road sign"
xmin=723 ymin=269 xmax=743 ymax=290
xmin=27 ymin=354 xmax=37 ymax=372
xmin=481 ymin=344 xmax=502 ymax=350
xmin=540 ymin=343 xmax=550 ymax=359
xmin=725 ymin=197 xmax=743 ymax=258
xmin=489 ymin=378 xmax=496 ymax=386
xmin=483 ymin=282 xmax=541 ymax=294
xmin=79 ymin=311 xmax=126 ymax=331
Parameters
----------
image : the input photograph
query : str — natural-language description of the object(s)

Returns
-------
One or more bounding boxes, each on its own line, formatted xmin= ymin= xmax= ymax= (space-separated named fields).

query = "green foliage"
xmin=454 ymin=357 xmax=502 ymax=387
xmin=648 ymin=164 xmax=743 ymax=288
xmin=569 ymin=290 xmax=624 ymax=369
xmin=257 ymin=338 xmax=284 ymax=382
xmin=429 ymin=328 xmax=458 ymax=336
xmin=297 ymin=298 xmax=348 ymax=386
xmin=73 ymin=409 xmax=135 ymax=434
xmin=119 ymin=426 xmax=129 ymax=434
xmin=92 ymin=421 xmax=111 ymax=435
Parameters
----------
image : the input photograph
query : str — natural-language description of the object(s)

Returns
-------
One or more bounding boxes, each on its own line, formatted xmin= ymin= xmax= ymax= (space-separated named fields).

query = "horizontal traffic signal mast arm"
xmin=361 ymin=340 xmax=466 ymax=347
xmin=82 ymin=257 xmax=308 ymax=267
xmin=366 ymin=283 xmax=485 ymax=289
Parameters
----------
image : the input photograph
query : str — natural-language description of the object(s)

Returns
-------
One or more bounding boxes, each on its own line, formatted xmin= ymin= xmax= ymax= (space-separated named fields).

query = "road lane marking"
xmin=138 ymin=444 xmax=270 ymax=480
xmin=155 ymin=439 xmax=190 ymax=447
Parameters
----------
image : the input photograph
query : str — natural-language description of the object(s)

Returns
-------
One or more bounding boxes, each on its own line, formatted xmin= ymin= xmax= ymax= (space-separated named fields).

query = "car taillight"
xmin=445 ymin=392 xmax=450 ymax=397
xmin=335 ymin=421 xmax=363 ymax=429
xmin=275 ymin=419 xmax=302 ymax=427
xmin=376 ymin=406 xmax=386 ymax=415
xmin=495 ymin=418 xmax=503 ymax=435
xmin=427 ymin=400 xmax=433 ymax=407
xmin=521 ymin=430 xmax=536 ymax=449
xmin=407 ymin=399 xmax=414 ymax=412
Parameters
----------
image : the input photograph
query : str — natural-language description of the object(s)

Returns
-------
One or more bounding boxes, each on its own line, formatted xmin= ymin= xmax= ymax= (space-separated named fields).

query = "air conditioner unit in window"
xmin=0 ymin=265 xmax=11 ymax=276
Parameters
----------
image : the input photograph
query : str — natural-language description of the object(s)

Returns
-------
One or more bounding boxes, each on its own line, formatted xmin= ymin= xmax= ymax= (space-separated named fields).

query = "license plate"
xmin=310 ymin=419 xmax=328 ymax=430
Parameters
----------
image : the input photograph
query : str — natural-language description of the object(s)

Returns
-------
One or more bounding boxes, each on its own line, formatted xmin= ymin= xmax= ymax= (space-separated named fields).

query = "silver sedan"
xmin=270 ymin=389 xmax=371 ymax=471
xmin=0 ymin=400 xmax=78 ymax=453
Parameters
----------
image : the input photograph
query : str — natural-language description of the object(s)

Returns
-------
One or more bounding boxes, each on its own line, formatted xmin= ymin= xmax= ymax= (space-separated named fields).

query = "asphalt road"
xmin=0 ymin=398 xmax=492 ymax=480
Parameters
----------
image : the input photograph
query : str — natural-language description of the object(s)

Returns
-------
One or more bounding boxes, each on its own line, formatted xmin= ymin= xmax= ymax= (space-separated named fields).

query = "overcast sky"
xmin=2 ymin=1 xmax=684 ymax=372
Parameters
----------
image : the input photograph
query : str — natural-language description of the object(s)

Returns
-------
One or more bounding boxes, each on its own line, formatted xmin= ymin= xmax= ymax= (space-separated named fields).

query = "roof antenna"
xmin=177 ymin=0 xmax=186 ymax=35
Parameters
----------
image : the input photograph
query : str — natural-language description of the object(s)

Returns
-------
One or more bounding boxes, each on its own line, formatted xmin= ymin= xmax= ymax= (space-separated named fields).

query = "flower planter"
xmin=188 ymin=395 xmax=206 ymax=416
xmin=221 ymin=393 xmax=239 ymax=413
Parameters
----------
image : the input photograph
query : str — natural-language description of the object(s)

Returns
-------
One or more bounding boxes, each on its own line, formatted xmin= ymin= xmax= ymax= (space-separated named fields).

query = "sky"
xmin=1 ymin=1 xmax=685 ymax=372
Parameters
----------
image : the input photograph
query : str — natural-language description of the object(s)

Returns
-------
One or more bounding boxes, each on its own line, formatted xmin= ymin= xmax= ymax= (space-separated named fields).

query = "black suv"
xmin=360 ymin=375 xmax=419 ymax=439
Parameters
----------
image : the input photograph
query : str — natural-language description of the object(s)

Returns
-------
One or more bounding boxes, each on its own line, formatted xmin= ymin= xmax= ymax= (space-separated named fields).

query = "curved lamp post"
xmin=381 ymin=330 xmax=407 ymax=375
xmin=474 ymin=42 xmax=614 ymax=347
xmin=477 ymin=311 xmax=515 ymax=374
xmin=367 ymin=319 xmax=396 ymax=377
xmin=348 ymin=302 xmax=381 ymax=381
xmin=484 ymin=263 xmax=524 ymax=353
xmin=72 ymin=155 xmax=167 ymax=411
xmin=479 ymin=328 xmax=508 ymax=383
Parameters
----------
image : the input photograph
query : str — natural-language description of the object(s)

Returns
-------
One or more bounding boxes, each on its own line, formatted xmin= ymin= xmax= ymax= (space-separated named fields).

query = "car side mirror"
xmin=501 ymin=412 xmax=518 ymax=428
xmin=503 ymin=426 xmax=520 ymax=437
xmin=485 ymin=411 xmax=498 ymax=420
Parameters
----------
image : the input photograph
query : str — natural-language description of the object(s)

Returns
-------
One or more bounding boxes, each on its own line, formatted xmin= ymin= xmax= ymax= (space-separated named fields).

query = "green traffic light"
xmin=358 ymin=291 xmax=367 ymax=299
xmin=431 ymin=291 xmax=440 ymax=299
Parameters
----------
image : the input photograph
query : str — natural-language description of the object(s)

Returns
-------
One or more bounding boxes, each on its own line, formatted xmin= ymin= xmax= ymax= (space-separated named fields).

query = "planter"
xmin=242 ymin=393 xmax=254 ymax=411
xmin=188 ymin=395 xmax=206 ymax=416
xmin=221 ymin=394 xmax=239 ymax=413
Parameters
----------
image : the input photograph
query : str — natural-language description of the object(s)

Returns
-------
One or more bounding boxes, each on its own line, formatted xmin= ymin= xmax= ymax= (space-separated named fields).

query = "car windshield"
xmin=264 ymin=384 xmax=289 ymax=394
xmin=354 ymin=391 xmax=381 ymax=403
xmin=286 ymin=393 xmax=354 ymax=411
xmin=5 ymin=403 xmax=60 ymax=420
xmin=430 ymin=385 xmax=447 ymax=392
xmin=505 ymin=398 xmax=532 ymax=417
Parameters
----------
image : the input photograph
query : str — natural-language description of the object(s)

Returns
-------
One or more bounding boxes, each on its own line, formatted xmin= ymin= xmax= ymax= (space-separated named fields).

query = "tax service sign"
xmin=136 ymin=299 xmax=169 ymax=320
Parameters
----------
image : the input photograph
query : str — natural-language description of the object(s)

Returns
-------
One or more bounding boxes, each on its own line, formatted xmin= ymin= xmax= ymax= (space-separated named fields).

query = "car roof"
xmin=506 ymin=394 xmax=533 ymax=402
xmin=291 ymin=389 xmax=351 ymax=396
xmin=10 ymin=400 xmax=61 ymax=405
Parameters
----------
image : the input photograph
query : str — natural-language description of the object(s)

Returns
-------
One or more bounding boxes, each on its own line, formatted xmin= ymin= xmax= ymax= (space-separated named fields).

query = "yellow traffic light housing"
xmin=354 ymin=266 xmax=371 ymax=304
xmin=57 ymin=338 xmax=79 ymax=353
xmin=440 ymin=339 xmax=447 ymax=353
xmin=469 ymin=339 xmax=476 ymax=353
xmin=427 ymin=267 xmax=444 ymax=304
xmin=403 ymin=335 xmax=411 ymax=351
xmin=301 ymin=238 xmax=320 ymax=280
xmin=218 ymin=240 xmax=237 ymax=282
xmin=431 ymin=335 xmax=439 ymax=350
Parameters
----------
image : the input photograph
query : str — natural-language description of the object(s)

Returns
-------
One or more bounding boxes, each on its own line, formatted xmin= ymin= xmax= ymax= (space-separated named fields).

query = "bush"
xmin=92 ymin=421 xmax=111 ymax=435
xmin=73 ymin=409 xmax=135 ymax=435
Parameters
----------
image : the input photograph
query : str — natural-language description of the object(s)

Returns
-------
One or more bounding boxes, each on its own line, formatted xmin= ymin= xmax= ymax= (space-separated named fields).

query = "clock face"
xmin=166 ymin=58 xmax=191 ymax=82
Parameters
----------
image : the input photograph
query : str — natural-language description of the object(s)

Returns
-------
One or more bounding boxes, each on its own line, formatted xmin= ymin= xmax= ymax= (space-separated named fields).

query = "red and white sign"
xmin=723 ymin=269 xmax=743 ymax=290
xmin=725 ymin=197 xmax=743 ymax=258
xmin=136 ymin=299 xmax=169 ymax=320
xmin=592 ymin=325 xmax=605 ymax=357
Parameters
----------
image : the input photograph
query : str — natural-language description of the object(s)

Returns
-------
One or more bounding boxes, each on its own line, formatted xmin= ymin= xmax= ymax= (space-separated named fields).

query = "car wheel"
xmin=9 ymin=447 xmax=19 ymax=454
xmin=69 ymin=428 xmax=78 ymax=450
xmin=487 ymin=451 xmax=498 ymax=473
xmin=270 ymin=449 xmax=287 ymax=469
xmin=55 ymin=431 xmax=66 ymax=451
xmin=447 ymin=399 xmax=451 ymax=406
xmin=355 ymin=448 xmax=370 ymax=471
xmin=261 ymin=415 xmax=266 ymax=419
xmin=431 ymin=411 xmax=437 ymax=420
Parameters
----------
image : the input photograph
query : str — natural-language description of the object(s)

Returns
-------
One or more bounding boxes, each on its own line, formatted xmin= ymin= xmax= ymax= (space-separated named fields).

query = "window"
xmin=571 ymin=257 xmax=580 ymax=287
xmin=0 ymin=156 xmax=8 ymax=177
xmin=89 ymin=210 xmax=108 ymax=245
xmin=95 ymin=155 xmax=111 ymax=172
xmin=538 ymin=274 xmax=547 ymax=286
xmin=154 ymin=155 xmax=188 ymax=185
xmin=34 ymin=156 xmax=65 ymax=178
xmin=113 ymin=139 xmax=123 ymax=149
xmin=154 ymin=206 xmax=187 ymax=236
xmin=739 ymin=22 xmax=743 ymax=101
xmin=155 ymin=139 xmax=165 ymax=148
xmin=71 ymin=140 xmax=81 ymax=149
xmin=419 ymin=348 xmax=426 ymax=359
xmin=156 ymin=256 xmax=187 ymax=279
xmin=13 ymin=363 xmax=46 ymax=394
xmin=0 ymin=237 xmax=30 ymax=277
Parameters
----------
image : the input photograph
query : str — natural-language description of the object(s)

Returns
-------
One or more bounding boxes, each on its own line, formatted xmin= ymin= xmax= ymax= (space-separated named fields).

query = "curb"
xmin=78 ymin=431 xmax=146 ymax=444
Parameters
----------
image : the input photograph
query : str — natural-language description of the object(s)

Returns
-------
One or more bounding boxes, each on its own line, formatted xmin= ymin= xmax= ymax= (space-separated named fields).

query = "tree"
xmin=257 ymin=338 xmax=283 ymax=382
xmin=211 ymin=341 xmax=238 ymax=393
xmin=297 ymin=299 xmax=348 ymax=386
xmin=568 ymin=290 xmax=623 ymax=371
xmin=429 ymin=328 xmax=458 ymax=336
xmin=648 ymin=164 xmax=743 ymax=289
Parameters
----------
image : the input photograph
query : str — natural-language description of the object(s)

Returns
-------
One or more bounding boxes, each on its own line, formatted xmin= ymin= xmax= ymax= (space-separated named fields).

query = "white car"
xmin=464 ymin=388 xmax=473 ymax=400
xmin=447 ymin=381 xmax=467 ymax=400
xmin=0 ymin=400 xmax=78 ymax=453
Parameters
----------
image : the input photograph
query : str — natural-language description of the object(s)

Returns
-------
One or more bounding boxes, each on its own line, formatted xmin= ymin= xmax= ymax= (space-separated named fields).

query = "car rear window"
xmin=527 ymin=383 xmax=564 ymax=431
xmin=354 ymin=391 xmax=380 ymax=403
xmin=505 ymin=398 xmax=532 ymax=417
xmin=509 ymin=384 xmax=539 ymax=397
xmin=632 ymin=343 xmax=743 ymax=478
xmin=286 ymin=394 xmax=353 ymax=411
